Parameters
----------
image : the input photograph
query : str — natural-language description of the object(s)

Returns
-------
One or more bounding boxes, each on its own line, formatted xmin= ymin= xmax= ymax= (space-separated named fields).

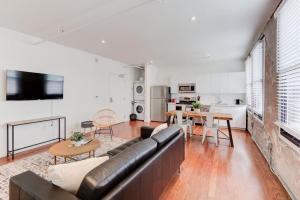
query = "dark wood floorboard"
xmin=0 ymin=121 xmax=290 ymax=200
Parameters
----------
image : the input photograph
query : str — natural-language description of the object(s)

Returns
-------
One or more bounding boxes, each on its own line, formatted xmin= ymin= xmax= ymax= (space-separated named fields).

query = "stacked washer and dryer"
xmin=133 ymin=81 xmax=145 ymax=120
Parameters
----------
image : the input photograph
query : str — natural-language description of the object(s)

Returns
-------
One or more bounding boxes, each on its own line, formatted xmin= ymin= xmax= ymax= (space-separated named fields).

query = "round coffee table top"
xmin=48 ymin=139 xmax=100 ymax=157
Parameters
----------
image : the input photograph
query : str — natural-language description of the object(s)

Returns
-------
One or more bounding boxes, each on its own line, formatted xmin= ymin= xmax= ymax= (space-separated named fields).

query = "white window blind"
xmin=277 ymin=0 xmax=300 ymax=138
xmin=251 ymin=42 xmax=264 ymax=117
xmin=245 ymin=57 xmax=252 ymax=106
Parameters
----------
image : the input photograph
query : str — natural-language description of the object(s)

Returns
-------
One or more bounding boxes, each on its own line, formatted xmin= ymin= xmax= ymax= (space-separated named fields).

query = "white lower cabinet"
xmin=210 ymin=105 xmax=246 ymax=129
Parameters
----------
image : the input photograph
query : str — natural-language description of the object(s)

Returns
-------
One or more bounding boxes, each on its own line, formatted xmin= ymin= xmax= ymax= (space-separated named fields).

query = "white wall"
xmin=144 ymin=64 xmax=158 ymax=122
xmin=0 ymin=27 xmax=135 ymax=157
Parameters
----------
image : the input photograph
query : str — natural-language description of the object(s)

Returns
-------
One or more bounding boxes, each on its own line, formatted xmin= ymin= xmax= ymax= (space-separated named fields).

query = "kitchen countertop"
xmin=168 ymin=102 xmax=194 ymax=105
xmin=211 ymin=104 xmax=247 ymax=107
xmin=168 ymin=102 xmax=246 ymax=107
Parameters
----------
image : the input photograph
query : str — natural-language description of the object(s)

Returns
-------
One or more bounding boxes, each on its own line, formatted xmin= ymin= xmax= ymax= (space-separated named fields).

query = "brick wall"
xmin=248 ymin=16 xmax=300 ymax=200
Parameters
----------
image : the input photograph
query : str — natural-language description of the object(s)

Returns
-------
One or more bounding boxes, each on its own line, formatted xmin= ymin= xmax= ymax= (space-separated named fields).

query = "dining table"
xmin=165 ymin=111 xmax=234 ymax=147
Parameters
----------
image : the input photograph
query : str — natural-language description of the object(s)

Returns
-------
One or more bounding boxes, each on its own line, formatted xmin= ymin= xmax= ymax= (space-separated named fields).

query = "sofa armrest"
xmin=140 ymin=126 xmax=155 ymax=139
xmin=10 ymin=171 xmax=79 ymax=200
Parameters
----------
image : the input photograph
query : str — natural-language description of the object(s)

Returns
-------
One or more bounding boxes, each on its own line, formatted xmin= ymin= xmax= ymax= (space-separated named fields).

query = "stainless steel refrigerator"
xmin=150 ymin=86 xmax=171 ymax=122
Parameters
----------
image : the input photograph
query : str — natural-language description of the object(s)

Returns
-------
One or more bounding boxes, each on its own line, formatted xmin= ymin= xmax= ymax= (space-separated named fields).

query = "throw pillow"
xmin=48 ymin=156 xmax=109 ymax=194
xmin=151 ymin=123 xmax=168 ymax=136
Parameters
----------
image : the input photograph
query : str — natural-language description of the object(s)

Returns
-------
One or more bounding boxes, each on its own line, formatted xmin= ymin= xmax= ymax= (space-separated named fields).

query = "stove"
xmin=177 ymin=101 xmax=195 ymax=105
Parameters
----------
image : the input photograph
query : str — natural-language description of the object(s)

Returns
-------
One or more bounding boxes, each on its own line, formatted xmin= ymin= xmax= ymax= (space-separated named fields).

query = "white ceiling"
xmin=0 ymin=0 xmax=280 ymax=67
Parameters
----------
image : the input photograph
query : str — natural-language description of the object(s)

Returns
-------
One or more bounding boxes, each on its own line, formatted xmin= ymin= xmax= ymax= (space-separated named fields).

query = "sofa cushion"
xmin=76 ymin=138 xmax=157 ymax=200
xmin=48 ymin=156 xmax=109 ymax=194
xmin=151 ymin=123 xmax=168 ymax=136
xmin=107 ymin=138 xmax=141 ymax=157
xmin=151 ymin=125 xmax=181 ymax=149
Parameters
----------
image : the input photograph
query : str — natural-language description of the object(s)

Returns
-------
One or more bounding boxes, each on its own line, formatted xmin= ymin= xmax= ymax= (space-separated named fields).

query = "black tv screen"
xmin=6 ymin=70 xmax=64 ymax=100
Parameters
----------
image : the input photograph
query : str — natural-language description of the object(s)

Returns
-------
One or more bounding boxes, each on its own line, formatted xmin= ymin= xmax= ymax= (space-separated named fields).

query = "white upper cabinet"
xmin=197 ymin=72 xmax=246 ymax=94
xmin=170 ymin=85 xmax=178 ymax=94
xmin=227 ymin=72 xmax=246 ymax=93
xmin=206 ymin=73 xmax=219 ymax=93
xmin=170 ymin=77 xmax=177 ymax=93
xmin=169 ymin=72 xmax=246 ymax=94
xmin=196 ymin=74 xmax=211 ymax=94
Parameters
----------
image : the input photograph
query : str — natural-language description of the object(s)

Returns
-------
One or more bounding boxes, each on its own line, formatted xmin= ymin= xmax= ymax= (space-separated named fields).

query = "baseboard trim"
xmin=271 ymin=168 xmax=297 ymax=200
xmin=251 ymin=136 xmax=297 ymax=200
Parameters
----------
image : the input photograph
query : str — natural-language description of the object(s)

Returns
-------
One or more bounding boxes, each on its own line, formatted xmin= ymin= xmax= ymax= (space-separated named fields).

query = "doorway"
xmin=109 ymin=73 xmax=129 ymax=122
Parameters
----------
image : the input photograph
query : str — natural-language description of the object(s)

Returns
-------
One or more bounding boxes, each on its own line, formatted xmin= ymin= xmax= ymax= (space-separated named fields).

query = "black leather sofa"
xmin=10 ymin=125 xmax=185 ymax=200
xmin=106 ymin=126 xmax=155 ymax=157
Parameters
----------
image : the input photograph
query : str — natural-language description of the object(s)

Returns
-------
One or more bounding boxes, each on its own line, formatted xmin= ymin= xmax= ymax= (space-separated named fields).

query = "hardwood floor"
xmin=0 ymin=121 xmax=290 ymax=200
xmin=159 ymin=126 xmax=290 ymax=200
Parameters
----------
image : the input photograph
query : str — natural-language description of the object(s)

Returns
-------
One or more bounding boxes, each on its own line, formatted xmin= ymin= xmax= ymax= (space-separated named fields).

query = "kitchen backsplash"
xmin=171 ymin=93 xmax=245 ymax=105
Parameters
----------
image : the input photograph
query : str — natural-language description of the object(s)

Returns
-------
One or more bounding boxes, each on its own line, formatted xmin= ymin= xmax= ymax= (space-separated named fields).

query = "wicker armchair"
xmin=92 ymin=109 xmax=120 ymax=139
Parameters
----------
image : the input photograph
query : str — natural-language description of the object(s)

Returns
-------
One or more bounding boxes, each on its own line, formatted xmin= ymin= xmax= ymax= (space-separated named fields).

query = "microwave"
xmin=178 ymin=83 xmax=196 ymax=93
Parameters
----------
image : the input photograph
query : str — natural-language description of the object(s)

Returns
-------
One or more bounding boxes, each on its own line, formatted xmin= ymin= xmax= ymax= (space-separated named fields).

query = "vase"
xmin=195 ymin=108 xmax=201 ymax=113
xmin=72 ymin=140 xmax=82 ymax=147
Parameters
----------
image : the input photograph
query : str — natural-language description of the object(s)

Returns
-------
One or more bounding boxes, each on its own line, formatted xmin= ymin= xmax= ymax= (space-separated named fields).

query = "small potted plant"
xmin=192 ymin=102 xmax=201 ymax=113
xmin=70 ymin=132 xmax=84 ymax=147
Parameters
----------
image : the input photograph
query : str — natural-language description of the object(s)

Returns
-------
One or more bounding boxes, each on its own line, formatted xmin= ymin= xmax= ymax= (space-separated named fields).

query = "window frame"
xmin=245 ymin=56 xmax=252 ymax=107
xmin=276 ymin=0 xmax=300 ymax=145
xmin=246 ymin=39 xmax=265 ymax=121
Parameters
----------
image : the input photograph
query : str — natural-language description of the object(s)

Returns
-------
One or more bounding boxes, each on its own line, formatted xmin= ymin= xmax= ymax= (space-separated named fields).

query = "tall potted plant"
xmin=192 ymin=102 xmax=201 ymax=113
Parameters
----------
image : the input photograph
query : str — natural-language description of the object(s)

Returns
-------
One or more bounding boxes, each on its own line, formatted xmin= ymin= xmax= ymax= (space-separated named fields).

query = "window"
xmin=277 ymin=0 xmax=300 ymax=141
xmin=245 ymin=41 xmax=264 ymax=119
xmin=251 ymin=41 xmax=264 ymax=118
xmin=246 ymin=57 xmax=252 ymax=107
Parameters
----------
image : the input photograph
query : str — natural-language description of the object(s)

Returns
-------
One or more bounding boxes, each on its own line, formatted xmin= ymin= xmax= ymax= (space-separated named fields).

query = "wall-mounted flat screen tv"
xmin=6 ymin=70 xmax=64 ymax=100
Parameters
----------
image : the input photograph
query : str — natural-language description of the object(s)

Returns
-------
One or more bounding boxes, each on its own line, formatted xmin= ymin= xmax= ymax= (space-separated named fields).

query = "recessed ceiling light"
xmin=191 ymin=16 xmax=197 ymax=22
xmin=101 ymin=40 xmax=106 ymax=44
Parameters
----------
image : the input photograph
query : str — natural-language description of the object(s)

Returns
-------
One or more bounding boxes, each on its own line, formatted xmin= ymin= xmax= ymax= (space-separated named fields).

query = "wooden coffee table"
xmin=48 ymin=139 xmax=100 ymax=164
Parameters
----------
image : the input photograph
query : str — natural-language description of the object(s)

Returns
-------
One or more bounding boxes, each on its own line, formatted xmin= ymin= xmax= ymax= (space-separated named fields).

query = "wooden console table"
xmin=7 ymin=116 xmax=66 ymax=160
